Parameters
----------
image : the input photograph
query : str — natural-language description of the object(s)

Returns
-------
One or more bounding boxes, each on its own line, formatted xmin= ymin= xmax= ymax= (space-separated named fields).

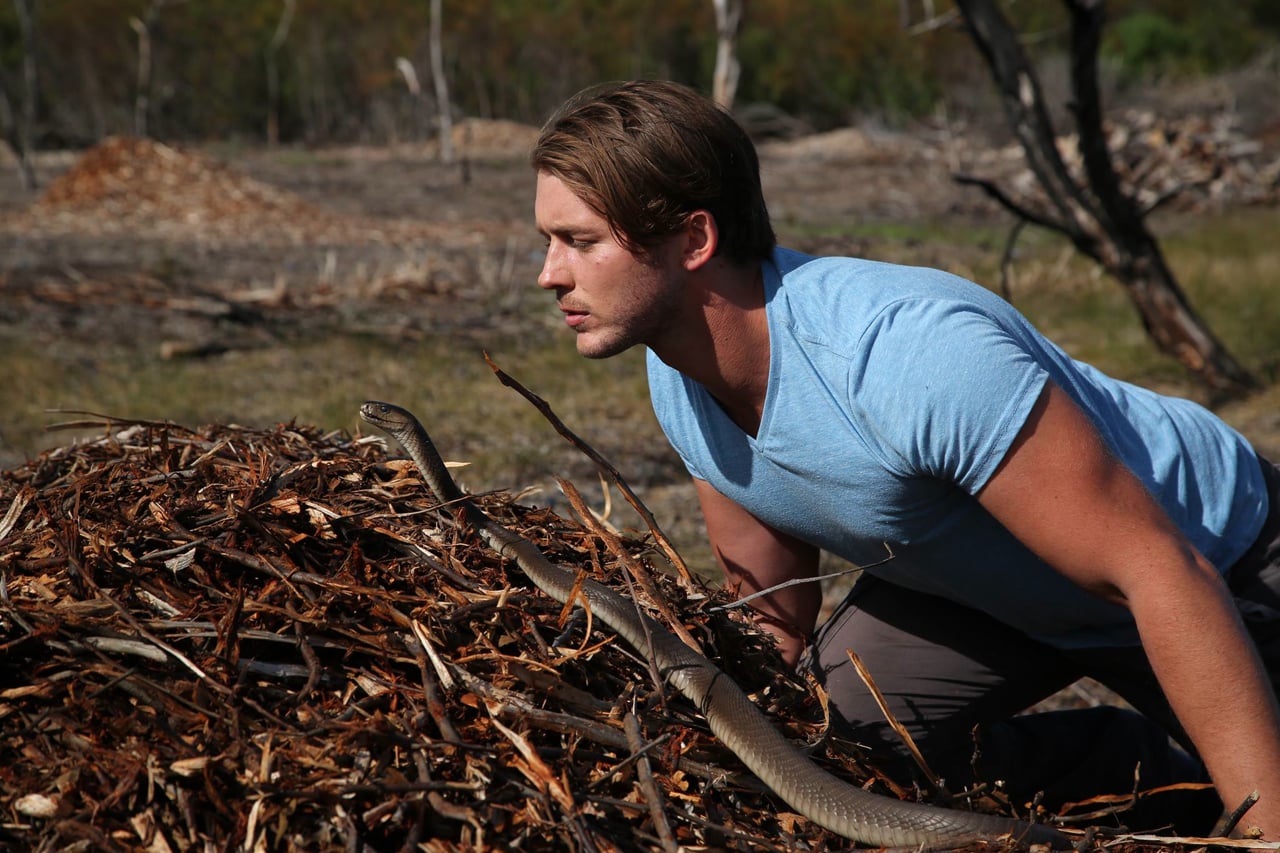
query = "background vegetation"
xmin=4 ymin=0 xmax=1279 ymax=148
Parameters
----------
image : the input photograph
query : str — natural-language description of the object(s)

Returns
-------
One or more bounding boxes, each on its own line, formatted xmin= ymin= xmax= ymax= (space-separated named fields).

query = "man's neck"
xmin=650 ymin=261 xmax=770 ymax=436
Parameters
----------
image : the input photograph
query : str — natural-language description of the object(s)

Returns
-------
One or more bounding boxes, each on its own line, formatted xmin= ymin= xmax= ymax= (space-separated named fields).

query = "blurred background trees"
xmin=2 ymin=0 xmax=1277 ymax=150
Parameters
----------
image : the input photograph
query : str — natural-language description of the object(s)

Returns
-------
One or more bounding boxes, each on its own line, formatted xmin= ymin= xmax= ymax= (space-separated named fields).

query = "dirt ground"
xmin=0 ymin=121 xmax=991 ymax=347
xmin=0 ymin=130 xmax=931 ymax=402
xmin=3 ymin=98 xmax=1275 ymax=354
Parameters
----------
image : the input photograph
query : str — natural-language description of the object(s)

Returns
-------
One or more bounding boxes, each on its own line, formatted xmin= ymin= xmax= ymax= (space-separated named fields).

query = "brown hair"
xmin=531 ymin=80 xmax=775 ymax=267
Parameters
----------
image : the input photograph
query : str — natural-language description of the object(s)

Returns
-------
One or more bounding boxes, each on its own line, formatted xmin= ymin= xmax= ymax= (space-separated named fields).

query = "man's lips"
xmin=560 ymin=305 xmax=588 ymax=328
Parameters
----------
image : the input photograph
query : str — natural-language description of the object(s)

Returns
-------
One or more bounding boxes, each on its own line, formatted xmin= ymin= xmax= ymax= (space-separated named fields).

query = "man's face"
xmin=534 ymin=171 xmax=687 ymax=359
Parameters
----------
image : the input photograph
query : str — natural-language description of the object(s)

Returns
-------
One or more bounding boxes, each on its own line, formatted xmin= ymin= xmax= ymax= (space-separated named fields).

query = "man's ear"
xmin=681 ymin=210 xmax=719 ymax=271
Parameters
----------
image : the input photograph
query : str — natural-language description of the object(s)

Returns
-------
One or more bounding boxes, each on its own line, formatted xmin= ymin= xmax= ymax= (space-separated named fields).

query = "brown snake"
xmin=360 ymin=400 xmax=1069 ymax=848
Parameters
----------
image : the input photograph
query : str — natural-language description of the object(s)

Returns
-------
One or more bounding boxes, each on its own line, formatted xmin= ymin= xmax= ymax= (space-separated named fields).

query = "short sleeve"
xmin=849 ymin=298 xmax=1049 ymax=493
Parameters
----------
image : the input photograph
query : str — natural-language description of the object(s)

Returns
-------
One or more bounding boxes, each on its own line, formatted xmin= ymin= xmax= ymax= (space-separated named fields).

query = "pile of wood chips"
xmin=0 ymin=411 xmax=899 ymax=852
xmin=16 ymin=136 xmax=485 ymax=249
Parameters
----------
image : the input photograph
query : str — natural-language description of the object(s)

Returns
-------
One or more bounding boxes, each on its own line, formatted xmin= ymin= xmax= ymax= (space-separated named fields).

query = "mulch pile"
xmin=15 ymin=136 xmax=484 ymax=249
xmin=37 ymin=137 xmax=327 ymax=232
xmin=0 ymin=411 xmax=890 ymax=852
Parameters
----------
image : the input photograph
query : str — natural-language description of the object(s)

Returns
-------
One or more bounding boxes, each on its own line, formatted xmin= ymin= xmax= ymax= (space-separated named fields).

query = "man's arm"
xmin=694 ymin=478 xmax=821 ymax=666
xmin=978 ymin=380 xmax=1280 ymax=838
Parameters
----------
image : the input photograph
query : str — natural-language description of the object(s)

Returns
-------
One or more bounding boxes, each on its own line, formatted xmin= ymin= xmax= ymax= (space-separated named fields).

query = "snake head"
xmin=359 ymin=400 xmax=413 ymax=431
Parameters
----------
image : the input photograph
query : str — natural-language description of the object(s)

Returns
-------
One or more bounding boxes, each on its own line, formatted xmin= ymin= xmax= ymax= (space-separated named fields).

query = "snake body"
xmin=360 ymin=401 xmax=1069 ymax=849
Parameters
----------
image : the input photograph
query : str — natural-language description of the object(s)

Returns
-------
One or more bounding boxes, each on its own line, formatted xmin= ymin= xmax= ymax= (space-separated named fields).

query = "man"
xmin=530 ymin=79 xmax=1280 ymax=836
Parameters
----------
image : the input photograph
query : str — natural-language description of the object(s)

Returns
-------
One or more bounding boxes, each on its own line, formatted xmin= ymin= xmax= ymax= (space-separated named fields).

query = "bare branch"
xmin=952 ymin=172 xmax=1067 ymax=232
xmin=953 ymin=0 xmax=1098 ymax=238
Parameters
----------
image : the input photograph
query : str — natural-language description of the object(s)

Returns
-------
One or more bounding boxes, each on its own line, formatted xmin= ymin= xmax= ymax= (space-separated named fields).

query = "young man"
xmin=531 ymin=79 xmax=1280 ymax=836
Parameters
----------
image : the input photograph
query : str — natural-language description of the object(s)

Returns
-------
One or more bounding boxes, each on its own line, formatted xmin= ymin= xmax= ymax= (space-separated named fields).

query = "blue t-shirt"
xmin=647 ymin=248 xmax=1268 ymax=648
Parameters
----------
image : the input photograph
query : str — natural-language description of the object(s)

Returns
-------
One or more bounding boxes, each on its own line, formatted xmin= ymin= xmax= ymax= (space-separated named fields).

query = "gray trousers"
xmin=806 ymin=455 xmax=1280 ymax=835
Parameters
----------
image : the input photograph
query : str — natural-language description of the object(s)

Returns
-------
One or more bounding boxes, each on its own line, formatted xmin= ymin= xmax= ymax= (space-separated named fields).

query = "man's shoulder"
xmin=773 ymin=249 xmax=984 ymax=310
xmin=772 ymin=248 xmax=914 ymax=291
xmin=768 ymin=249 xmax=996 ymax=353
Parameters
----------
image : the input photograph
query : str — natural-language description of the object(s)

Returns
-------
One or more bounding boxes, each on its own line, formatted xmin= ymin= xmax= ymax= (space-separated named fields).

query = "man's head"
xmin=531 ymin=79 xmax=775 ymax=268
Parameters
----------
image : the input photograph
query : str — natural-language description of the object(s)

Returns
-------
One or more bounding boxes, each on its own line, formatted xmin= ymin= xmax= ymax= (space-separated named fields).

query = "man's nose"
xmin=537 ymin=244 xmax=565 ymax=291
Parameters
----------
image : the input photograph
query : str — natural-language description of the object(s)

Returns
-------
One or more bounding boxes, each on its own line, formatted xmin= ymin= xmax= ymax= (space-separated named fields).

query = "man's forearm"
xmin=694 ymin=478 xmax=822 ymax=667
xmin=1132 ymin=565 xmax=1280 ymax=837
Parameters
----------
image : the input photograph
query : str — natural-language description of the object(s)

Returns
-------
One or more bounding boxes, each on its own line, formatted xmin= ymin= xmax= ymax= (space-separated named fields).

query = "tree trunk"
xmin=76 ymin=42 xmax=108 ymax=139
xmin=711 ymin=0 xmax=744 ymax=109
xmin=951 ymin=0 xmax=1258 ymax=401
xmin=395 ymin=56 xmax=424 ymax=142
xmin=429 ymin=0 xmax=453 ymax=164
xmin=131 ymin=0 xmax=188 ymax=138
xmin=0 ymin=85 xmax=37 ymax=191
xmin=10 ymin=0 xmax=37 ymax=190
xmin=266 ymin=0 xmax=297 ymax=146
xmin=131 ymin=4 xmax=157 ymax=137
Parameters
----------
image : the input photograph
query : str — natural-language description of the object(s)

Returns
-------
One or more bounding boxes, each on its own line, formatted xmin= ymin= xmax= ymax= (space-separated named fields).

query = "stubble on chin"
xmin=574 ymin=331 xmax=633 ymax=360
xmin=574 ymin=309 xmax=677 ymax=359
xmin=572 ymin=278 xmax=685 ymax=360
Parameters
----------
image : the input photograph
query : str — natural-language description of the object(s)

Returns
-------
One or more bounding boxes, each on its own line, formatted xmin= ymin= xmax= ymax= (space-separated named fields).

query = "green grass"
xmin=1162 ymin=207 xmax=1280 ymax=377
xmin=0 ymin=331 xmax=666 ymax=494
xmin=5 ymin=207 xmax=1279 ymax=545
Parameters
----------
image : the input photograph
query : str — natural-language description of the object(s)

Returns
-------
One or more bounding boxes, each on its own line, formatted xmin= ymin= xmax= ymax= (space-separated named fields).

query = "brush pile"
xmin=0 ymin=412 xmax=897 ymax=852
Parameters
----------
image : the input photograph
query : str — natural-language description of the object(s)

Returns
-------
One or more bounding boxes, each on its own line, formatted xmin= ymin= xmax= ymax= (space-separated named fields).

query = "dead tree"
xmin=951 ymin=0 xmax=1258 ymax=400
xmin=265 ymin=0 xmax=297 ymax=146
xmin=130 ymin=5 xmax=157 ymax=136
xmin=711 ymin=0 xmax=744 ymax=109
xmin=130 ymin=0 xmax=183 ymax=138
xmin=429 ymin=0 xmax=453 ymax=164
xmin=8 ymin=0 xmax=37 ymax=190
xmin=394 ymin=56 xmax=424 ymax=140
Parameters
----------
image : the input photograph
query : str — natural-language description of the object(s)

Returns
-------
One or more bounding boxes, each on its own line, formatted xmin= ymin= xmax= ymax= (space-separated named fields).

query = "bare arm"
xmin=978 ymin=380 xmax=1280 ymax=838
xmin=694 ymin=478 xmax=821 ymax=666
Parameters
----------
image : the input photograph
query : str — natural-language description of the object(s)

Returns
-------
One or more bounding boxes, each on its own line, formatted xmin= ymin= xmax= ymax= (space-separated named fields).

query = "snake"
xmin=359 ymin=400 xmax=1070 ymax=849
